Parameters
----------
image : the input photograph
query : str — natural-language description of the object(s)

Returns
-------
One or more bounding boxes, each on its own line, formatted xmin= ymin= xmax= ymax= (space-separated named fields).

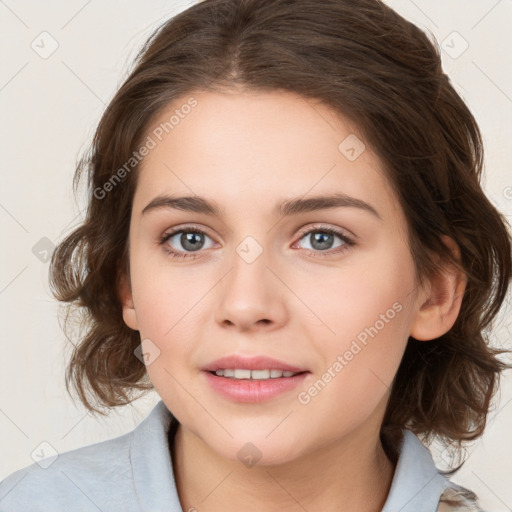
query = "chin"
xmin=201 ymin=427 xmax=307 ymax=467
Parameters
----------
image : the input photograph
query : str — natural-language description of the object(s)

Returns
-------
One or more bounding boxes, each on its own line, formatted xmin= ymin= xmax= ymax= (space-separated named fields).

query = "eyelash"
xmin=158 ymin=224 xmax=356 ymax=261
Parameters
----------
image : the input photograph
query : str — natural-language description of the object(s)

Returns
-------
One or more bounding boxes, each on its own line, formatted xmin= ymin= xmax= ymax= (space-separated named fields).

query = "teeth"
xmin=214 ymin=369 xmax=299 ymax=379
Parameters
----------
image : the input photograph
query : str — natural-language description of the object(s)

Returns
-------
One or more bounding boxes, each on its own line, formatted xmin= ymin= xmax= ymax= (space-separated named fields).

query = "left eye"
xmin=295 ymin=227 xmax=353 ymax=253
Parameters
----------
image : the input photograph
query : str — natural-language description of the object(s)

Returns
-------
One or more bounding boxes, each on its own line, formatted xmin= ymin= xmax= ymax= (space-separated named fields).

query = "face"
xmin=121 ymin=89 xmax=425 ymax=465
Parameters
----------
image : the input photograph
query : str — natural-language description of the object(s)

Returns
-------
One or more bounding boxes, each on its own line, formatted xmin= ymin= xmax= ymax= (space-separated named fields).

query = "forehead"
xmin=133 ymin=89 xmax=402 ymax=223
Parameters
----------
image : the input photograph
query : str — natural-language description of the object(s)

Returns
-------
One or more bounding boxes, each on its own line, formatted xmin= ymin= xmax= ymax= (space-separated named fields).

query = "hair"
xmin=50 ymin=0 xmax=511 ymax=456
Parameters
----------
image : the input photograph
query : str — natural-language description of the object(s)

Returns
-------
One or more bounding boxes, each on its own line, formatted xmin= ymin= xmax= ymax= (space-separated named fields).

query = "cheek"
xmin=130 ymin=246 xmax=208 ymax=338
xmin=128 ymin=255 xmax=213 ymax=393
xmin=294 ymin=246 xmax=415 ymax=412
xmin=132 ymin=274 xmax=201 ymax=413
xmin=297 ymin=242 xmax=415 ymax=347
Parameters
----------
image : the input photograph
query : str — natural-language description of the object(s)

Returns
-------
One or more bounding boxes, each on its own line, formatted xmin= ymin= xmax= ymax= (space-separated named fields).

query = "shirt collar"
xmin=130 ymin=400 xmax=182 ymax=511
xmin=130 ymin=401 xmax=451 ymax=512
xmin=382 ymin=429 xmax=451 ymax=512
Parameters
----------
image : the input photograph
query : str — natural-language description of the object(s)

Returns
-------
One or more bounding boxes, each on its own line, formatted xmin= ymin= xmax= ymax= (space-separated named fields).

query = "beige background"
xmin=0 ymin=1 xmax=511 ymax=510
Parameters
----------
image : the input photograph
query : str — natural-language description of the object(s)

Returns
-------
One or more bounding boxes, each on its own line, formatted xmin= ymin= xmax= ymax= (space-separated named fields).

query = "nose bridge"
xmin=227 ymin=233 xmax=273 ymax=297
xmin=214 ymin=231 xmax=287 ymax=329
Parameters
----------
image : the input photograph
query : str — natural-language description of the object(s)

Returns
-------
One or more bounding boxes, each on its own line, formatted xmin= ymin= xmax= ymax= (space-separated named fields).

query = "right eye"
xmin=159 ymin=227 xmax=217 ymax=260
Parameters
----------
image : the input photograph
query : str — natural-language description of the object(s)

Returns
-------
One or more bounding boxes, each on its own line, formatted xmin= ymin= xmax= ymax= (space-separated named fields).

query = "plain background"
xmin=0 ymin=1 xmax=511 ymax=510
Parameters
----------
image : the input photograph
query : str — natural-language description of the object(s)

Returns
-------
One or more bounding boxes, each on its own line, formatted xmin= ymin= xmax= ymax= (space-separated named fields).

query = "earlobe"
xmin=118 ymin=271 xmax=139 ymax=331
xmin=409 ymin=236 xmax=467 ymax=341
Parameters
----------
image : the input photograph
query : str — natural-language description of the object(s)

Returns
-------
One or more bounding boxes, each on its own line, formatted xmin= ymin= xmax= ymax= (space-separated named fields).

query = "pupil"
xmin=311 ymin=232 xmax=333 ymax=250
xmin=181 ymin=232 xmax=203 ymax=251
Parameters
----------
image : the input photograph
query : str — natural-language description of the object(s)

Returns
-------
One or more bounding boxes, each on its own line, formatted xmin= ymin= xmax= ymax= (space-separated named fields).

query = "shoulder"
xmin=0 ymin=428 xmax=136 ymax=512
xmin=0 ymin=401 xmax=177 ymax=512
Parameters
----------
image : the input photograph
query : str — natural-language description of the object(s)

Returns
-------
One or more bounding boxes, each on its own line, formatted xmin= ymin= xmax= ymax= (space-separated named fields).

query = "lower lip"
xmin=202 ymin=371 xmax=309 ymax=403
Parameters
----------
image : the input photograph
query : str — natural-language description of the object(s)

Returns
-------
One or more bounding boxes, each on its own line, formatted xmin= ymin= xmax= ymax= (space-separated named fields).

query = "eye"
xmin=158 ymin=224 xmax=356 ymax=261
xmin=159 ymin=226 xmax=216 ymax=260
xmin=293 ymin=225 xmax=355 ymax=257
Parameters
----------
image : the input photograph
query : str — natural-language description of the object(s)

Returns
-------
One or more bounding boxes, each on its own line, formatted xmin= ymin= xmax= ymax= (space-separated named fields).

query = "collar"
xmin=382 ymin=429 xmax=451 ymax=511
xmin=130 ymin=400 xmax=182 ymax=511
xmin=130 ymin=401 xmax=451 ymax=512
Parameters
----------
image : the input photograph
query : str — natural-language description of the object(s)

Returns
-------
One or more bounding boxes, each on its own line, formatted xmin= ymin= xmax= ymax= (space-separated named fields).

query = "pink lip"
xmin=202 ymin=371 xmax=309 ymax=403
xmin=202 ymin=355 xmax=306 ymax=373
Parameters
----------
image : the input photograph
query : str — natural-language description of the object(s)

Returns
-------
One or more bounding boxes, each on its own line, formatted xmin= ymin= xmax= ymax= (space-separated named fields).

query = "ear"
xmin=118 ymin=270 xmax=139 ymax=331
xmin=410 ymin=235 xmax=467 ymax=341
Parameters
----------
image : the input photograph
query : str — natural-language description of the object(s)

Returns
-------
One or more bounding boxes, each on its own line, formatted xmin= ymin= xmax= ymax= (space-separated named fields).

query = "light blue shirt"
xmin=0 ymin=400 xmax=474 ymax=511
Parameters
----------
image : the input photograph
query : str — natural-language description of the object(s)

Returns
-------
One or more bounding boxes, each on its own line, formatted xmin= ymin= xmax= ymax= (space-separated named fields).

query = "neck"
xmin=170 ymin=421 xmax=396 ymax=512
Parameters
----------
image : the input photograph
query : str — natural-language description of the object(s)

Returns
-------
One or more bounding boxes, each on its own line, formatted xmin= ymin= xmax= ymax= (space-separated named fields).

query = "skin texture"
xmin=119 ymin=89 xmax=466 ymax=512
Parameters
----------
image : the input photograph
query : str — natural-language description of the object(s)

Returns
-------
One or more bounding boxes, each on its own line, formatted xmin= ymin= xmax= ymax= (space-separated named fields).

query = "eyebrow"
xmin=141 ymin=193 xmax=382 ymax=221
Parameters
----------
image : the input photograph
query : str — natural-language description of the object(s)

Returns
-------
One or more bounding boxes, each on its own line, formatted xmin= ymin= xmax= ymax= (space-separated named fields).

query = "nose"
xmin=214 ymin=241 xmax=288 ymax=333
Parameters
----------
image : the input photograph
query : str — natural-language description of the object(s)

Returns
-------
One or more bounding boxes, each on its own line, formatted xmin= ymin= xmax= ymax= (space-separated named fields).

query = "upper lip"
xmin=202 ymin=355 xmax=308 ymax=373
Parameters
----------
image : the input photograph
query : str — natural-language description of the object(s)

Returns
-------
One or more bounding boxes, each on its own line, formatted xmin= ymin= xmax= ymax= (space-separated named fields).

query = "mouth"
xmin=201 ymin=355 xmax=310 ymax=402
xmin=202 ymin=354 xmax=307 ymax=374
xmin=207 ymin=368 xmax=307 ymax=380
xmin=202 ymin=370 xmax=310 ymax=402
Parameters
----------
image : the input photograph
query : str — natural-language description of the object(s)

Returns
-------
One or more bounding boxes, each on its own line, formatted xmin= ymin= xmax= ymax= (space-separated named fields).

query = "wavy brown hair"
xmin=50 ymin=0 xmax=511 ymax=454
